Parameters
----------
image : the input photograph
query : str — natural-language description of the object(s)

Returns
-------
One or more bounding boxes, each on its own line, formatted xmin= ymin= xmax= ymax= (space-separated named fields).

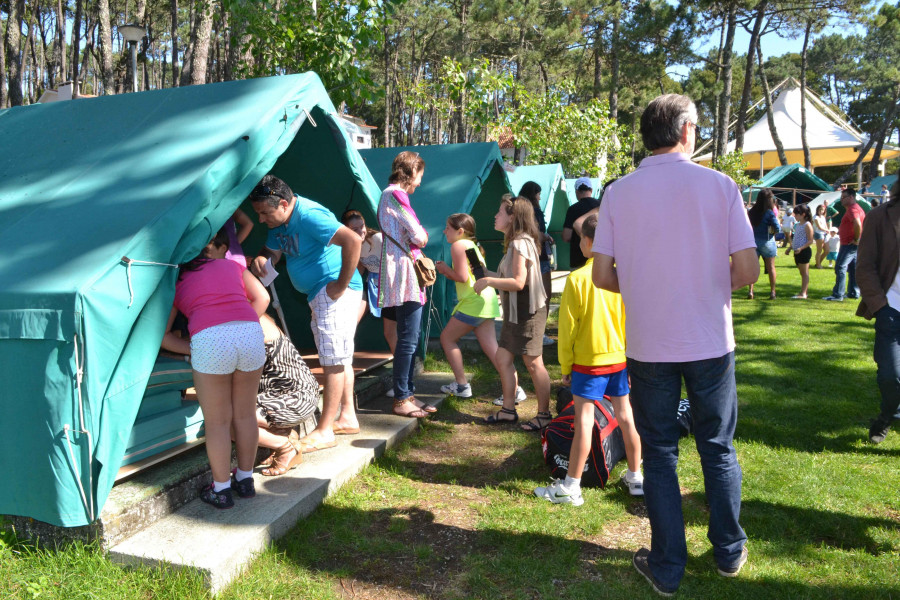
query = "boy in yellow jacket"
xmin=535 ymin=215 xmax=643 ymax=506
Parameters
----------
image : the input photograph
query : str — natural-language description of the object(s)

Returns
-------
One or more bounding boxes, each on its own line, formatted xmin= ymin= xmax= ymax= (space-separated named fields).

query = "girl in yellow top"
xmin=535 ymin=215 xmax=643 ymax=506
xmin=435 ymin=213 xmax=501 ymax=397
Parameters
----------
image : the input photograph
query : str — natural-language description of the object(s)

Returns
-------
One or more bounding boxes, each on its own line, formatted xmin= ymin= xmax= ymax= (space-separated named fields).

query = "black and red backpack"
xmin=541 ymin=387 xmax=626 ymax=488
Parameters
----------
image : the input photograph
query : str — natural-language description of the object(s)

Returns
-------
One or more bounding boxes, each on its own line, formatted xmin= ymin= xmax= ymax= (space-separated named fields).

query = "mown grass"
xmin=2 ymin=254 xmax=899 ymax=599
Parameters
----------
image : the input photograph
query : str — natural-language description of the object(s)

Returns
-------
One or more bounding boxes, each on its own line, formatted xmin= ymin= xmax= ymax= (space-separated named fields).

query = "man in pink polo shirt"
xmin=592 ymin=94 xmax=759 ymax=596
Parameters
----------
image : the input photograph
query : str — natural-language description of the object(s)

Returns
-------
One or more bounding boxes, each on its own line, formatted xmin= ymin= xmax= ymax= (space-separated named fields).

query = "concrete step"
xmin=108 ymin=372 xmax=454 ymax=594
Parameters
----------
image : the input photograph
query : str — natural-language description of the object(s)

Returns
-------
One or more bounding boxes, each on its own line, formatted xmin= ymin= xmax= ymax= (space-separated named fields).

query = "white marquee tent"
xmin=694 ymin=79 xmax=900 ymax=173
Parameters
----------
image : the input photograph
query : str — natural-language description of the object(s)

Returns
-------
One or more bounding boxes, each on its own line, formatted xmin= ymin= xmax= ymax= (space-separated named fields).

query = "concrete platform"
xmin=108 ymin=371 xmax=453 ymax=594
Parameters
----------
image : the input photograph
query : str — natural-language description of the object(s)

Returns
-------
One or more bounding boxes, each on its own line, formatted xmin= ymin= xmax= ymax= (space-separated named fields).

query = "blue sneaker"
xmin=822 ymin=295 xmax=844 ymax=302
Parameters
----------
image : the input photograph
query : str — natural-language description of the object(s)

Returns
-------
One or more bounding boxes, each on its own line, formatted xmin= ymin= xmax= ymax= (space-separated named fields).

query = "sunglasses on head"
xmin=250 ymin=184 xmax=285 ymax=201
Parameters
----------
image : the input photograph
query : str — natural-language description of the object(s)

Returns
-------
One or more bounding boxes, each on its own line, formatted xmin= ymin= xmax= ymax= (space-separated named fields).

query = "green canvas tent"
xmin=0 ymin=73 xmax=379 ymax=527
xmin=870 ymin=174 xmax=897 ymax=195
xmin=743 ymin=163 xmax=832 ymax=205
xmin=807 ymin=191 xmax=872 ymax=225
xmin=359 ymin=143 xmax=511 ymax=335
xmin=507 ymin=163 xmax=568 ymax=270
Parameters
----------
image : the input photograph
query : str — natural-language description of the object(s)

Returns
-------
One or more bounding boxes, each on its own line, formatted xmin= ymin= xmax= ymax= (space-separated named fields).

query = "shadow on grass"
xmin=678 ymin=492 xmax=899 ymax=556
xmin=271 ymin=504 xmax=635 ymax=599
xmin=268 ymin=502 xmax=900 ymax=600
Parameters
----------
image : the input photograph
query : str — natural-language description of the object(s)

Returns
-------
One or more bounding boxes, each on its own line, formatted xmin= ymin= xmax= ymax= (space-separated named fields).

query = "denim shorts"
xmin=452 ymin=311 xmax=488 ymax=327
xmin=813 ymin=231 xmax=825 ymax=241
xmin=571 ymin=368 xmax=630 ymax=400
xmin=756 ymin=239 xmax=777 ymax=259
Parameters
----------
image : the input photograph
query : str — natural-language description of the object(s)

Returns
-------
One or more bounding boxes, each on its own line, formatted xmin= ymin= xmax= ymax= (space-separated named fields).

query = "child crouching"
xmin=534 ymin=215 xmax=643 ymax=506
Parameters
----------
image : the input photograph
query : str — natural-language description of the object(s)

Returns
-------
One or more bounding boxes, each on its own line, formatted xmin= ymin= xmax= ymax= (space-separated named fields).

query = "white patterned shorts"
xmin=309 ymin=286 xmax=362 ymax=367
xmin=190 ymin=320 xmax=266 ymax=375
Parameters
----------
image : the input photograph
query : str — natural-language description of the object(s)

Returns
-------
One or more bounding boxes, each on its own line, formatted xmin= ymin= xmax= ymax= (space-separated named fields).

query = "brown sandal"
xmin=259 ymin=429 xmax=298 ymax=468
xmin=261 ymin=440 xmax=303 ymax=476
xmin=412 ymin=397 xmax=438 ymax=413
xmin=393 ymin=398 xmax=429 ymax=418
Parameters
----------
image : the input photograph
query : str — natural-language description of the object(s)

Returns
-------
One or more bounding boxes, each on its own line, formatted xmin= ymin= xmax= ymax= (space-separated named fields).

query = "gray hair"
xmin=640 ymin=94 xmax=698 ymax=151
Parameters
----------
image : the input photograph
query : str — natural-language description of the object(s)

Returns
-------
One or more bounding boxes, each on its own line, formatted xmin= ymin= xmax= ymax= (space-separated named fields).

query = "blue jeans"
xmin=874 ymin=306 xmax=900 ymax=421
xmin=627 ymin=352 xmax=747 ymax=590
xmin=393 ymin=301 xmax=423 ymax=401
xmin=831 ymin=244 xmax=858 ymax=299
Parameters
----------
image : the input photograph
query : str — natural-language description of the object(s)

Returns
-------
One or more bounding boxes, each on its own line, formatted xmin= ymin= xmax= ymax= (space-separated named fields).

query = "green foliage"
xmin=496 ymin=85 xmax=633 ymax=177
xmin=711 ymin=150 xmax=761 ymax=187
xmin=222 ymin=0 xmax=394 ymax=104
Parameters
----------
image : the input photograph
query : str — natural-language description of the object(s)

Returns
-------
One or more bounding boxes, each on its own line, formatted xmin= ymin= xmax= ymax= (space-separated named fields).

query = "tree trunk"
xmin=608 ymin=10 xmax=619 ymax=121
xmin=71 ymin=0 xmax=83 ymax=95
xmin=381 ymin=2 xmax=392 ymax=147
xmin=181 ymin=0 xmax=215 ymax=86
xmin=513 ymin=24 xmax=526 ymax=164
xmin=735 ymin=0 xmax=767 ymax=151
xmin=55 ymin=0 xmax=67 ymax=86
xmin=0 ymin=10 xmax=8 ymax=108
xmin=592 ymin=19 xmax=602 ymax=100
xmin=711 ymin=18 xmax=726 ymax=161
xmin=97 ymin=0 xmax=115 ymax=94
xmin=714 ymin=2 xmax=738 ymax=161
xmin=757 ymin=42 xmax=787 ymax=166
xmin=800 ymin=18 xmax=813 ymax=169
xmin=6 ymin=0 xmax=25 ymax=106
xmin=171 ymin=0 xmax=179 ymax=86
xmin=867 ymin=86 xmax=900 ymax=181
xmin=454 ymin=0 xmax=470 ymax=144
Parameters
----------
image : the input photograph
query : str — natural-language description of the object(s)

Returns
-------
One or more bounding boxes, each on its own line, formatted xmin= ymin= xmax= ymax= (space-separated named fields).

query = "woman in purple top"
xmin=223 ymin=209 xmax=254 ymax=268
xmin=377 ymin=151 xmax=434 ymax=418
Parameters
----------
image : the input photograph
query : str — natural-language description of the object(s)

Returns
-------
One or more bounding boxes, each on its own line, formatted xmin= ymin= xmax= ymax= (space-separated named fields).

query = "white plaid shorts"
xmin=309 ymin=286 xmax=362 ymax=366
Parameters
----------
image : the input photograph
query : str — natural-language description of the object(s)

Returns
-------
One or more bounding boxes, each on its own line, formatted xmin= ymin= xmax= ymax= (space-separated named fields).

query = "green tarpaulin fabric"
xmin=0 ymin=73 xmax=379 ymax=526
xmin=743 ymin=163 xmax=832 ymax=205
xmin=360 ymin=143 xmax=511 ymax=334
xmin=507 ymin=164 xmax=567 ymax=269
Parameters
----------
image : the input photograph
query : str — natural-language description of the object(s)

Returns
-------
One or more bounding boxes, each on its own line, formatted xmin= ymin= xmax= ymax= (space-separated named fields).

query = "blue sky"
xmin=670 ymin=8 xmax=872 ymax=80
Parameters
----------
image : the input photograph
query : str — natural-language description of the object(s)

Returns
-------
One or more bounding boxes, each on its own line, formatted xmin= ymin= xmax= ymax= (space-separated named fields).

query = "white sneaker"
xmin=492 ymin=386 xmax=527 ymax=406
xmin=534 ymin=479 xmax=584 ymax=506
xmin=623 ymin=471 xmax=644 ymax=496
xmin=440 ymin=382 xmax=472 ymax=398
xmin=385 ymin=388 xmax=395 ymax=398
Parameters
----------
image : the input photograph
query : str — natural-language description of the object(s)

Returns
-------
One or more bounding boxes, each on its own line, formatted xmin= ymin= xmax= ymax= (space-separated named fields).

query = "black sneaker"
xmin=869 ymin=417 xmax=892 ymax=444
xmin=199 ymin=484 xmax=234 ymax=509
xmin=231 ymin=473 xmax=256 ymax=498
xmin=633 ymin=548 xmax=677 ymax=597
xmin=717 ymin=546 xmax=749 ymax=577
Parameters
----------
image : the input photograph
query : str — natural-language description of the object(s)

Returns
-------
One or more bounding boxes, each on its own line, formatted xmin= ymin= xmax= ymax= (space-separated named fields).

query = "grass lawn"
xmin=3 ymin=253 xmax=899 ymax=599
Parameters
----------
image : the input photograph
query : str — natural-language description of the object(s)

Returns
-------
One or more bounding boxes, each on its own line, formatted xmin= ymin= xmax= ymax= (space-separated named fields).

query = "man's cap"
xmin=575 ymin=176 xmax=593 ymax=191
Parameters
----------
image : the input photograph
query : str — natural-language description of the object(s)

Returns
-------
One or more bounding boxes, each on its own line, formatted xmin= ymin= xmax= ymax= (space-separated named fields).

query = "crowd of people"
xmin=157 ymin=91 xmax=899 ymax=596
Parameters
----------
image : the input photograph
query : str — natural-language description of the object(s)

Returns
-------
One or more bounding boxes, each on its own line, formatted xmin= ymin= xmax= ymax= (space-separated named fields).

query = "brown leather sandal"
xmin=393 ymin=398 xmax=429 ymax=418
xmin=259 ymin=429 xmax=298 ymax=468
xmin=261 ymin=440 xmax=303 ymax=476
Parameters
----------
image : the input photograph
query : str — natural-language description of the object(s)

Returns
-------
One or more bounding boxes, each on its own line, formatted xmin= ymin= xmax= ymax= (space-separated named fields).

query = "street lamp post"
xmin=118 ymin=24 xmax=146 ymax=93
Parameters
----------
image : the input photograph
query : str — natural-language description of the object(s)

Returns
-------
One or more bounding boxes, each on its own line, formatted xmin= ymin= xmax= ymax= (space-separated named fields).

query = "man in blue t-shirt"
xmin=250 ymin=174 xmax=363 ymax=453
